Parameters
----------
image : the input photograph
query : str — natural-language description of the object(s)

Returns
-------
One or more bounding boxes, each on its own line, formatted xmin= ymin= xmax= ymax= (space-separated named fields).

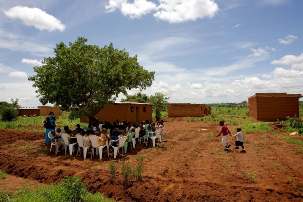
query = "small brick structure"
xmin=80 ymin=102 xmax=152 ymax=123
xmin=168 ymin=103 xmax=211 ymax=117
xmin=18 ymin=106 xmax=61 ymax=117
xmin=248 ymin=93 xmax=302 ymax=121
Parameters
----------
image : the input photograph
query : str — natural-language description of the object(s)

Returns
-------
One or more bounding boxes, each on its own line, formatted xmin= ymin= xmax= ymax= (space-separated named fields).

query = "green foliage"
xmin=0 ymin=191 xmax=10 ymax=202
xmin=29 ymin=37 xmax=154 ymax=117
xmin=10 ymin=176 xmax=112 ymax=202
xmin=108 ymin=162 xmax=116 ymax=182
xmin=282 ymin=117 xmax=303 ymax=134
xmin=121 ymin=161 xmax=132 ymax=186
xmin=0 ymin=101 xmax=18 ymax=122
xmin=133 ymin=156 xmax=144 ymax=181
xmin=0 ymin=170 xmax=7 ymax=180
xmin=122 ymin=92 xmax=149 ymax=103
xmin=149 ymin=93 xmax=168 ymax=121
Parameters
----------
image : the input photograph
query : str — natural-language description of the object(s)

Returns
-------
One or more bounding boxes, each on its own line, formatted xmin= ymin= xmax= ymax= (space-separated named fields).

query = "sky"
xmin=0 ymin=0 xmax=302 ymax=107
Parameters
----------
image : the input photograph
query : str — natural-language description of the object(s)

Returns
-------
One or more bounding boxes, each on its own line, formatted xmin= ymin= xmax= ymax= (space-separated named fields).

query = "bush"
xmin=133 ymin=156 xmax=144 ymax=181
xmin=1 ymin=107 xmax=17 ymax=121
xmin=108 ymin=162 xmax=116 ymax=182
xmin=121 ymin=161 xmax=132 ymax=186
xmin=0 ymin=192 xmax=10 ymax=202
xmin=283 ymin=117 xmax=303 ymax=134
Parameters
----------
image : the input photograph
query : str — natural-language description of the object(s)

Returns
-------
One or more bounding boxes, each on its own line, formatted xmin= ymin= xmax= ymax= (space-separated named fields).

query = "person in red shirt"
xmin=217 ymin=121 xmax=231 ymax=151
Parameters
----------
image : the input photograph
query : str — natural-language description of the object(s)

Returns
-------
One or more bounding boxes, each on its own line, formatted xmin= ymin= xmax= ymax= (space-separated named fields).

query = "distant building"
xmin=248 ymin=93 xmax=302 ymax=121
xmin=168 ymin=103 xmax=211 ymax=117
xmin=18 ymin=106 xmax=62 ymax=117
xmin=80 ymin=102 xmax=152 ymax=123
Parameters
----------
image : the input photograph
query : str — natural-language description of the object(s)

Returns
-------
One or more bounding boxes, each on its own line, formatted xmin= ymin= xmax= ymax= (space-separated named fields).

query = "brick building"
xmin=248 ymin=93 xmax=302 ymax=121
xmin=80 ymin=102 xmax=152 ymax=123
xmin=18 ymin=106 xmax=61 ymax=117
xmin=168 ymin=103 xmax=211 ymax=117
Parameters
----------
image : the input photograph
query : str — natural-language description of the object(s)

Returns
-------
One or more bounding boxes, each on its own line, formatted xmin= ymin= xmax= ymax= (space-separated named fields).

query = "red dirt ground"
xmin=0 ymin=121 xmax=303 ymax=201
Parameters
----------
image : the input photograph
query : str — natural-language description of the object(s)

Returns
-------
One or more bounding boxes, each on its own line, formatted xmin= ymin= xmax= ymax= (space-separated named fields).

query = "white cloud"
xmin=233 ymin=23 xmax=241 ymax=28
xmin=105 ymin=0 xmax=157 ymax=18
xmin=154 ymin=0 xmax=219 ymax=23
xmin=278 ymin=35 xmax=298 ymax=45
xmin=105 ymin=0 xmax=219 ymax=23
xmin=205 ymin=47 xmax=273 ymax=76
xmin=8 ymin=71 xmax=28 ymax=80
xmin=4 ymin=6 xmax=65 ymax=32
xmin=21 ymin=58 xmax=42 ymax=66
xmin=272 ymin=53 xmax=303 ymax=70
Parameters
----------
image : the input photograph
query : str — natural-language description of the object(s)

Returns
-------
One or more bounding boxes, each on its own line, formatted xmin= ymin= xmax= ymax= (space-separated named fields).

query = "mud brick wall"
xmin=168 ymin=104 xmax=211 ymax=117
xmin=18 ymin=108 xmax=40 ymax=116
xmin=248 ymin=93 xmax=301 ymax=121
xmin=38 ymin=106 xmax=62 ymax=117
xmin=81 ymin=103 xmax=152 ymax=123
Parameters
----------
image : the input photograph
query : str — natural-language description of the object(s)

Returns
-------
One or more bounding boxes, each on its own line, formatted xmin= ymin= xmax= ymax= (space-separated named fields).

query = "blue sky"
xmin=0 ymin=0 xmax=302 ymax=106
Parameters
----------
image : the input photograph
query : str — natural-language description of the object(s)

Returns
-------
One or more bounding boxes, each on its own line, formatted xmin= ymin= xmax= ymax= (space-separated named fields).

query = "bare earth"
xmin=0 ymin=120 xmax=303 ymax=201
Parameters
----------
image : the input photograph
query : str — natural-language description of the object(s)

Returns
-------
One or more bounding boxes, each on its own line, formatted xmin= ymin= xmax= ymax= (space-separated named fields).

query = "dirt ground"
xmin=0 ymin=120 xmax=303 ymax=201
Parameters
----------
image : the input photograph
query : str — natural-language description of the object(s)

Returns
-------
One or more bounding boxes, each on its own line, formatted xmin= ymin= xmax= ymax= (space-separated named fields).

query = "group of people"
xmin=217 ymin=120 xmax=246 ymax=153
xmin=43 ymin=112 xmax=165 ymax=158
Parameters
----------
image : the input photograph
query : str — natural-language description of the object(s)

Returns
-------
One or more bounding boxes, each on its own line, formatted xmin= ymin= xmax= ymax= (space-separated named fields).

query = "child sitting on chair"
xmin=216 ymin=121 xmax=231 ymax=151
xmin=234 ymin=128 xmax=246 ymax=153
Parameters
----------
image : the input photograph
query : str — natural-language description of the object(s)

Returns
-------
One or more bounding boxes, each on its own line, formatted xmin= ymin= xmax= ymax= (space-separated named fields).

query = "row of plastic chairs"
xmin=49 ymin=129 xmax=163 ymax=160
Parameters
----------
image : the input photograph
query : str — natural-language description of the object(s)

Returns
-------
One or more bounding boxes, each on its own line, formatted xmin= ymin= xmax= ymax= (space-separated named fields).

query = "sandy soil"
xmin=0 ymin=121 xmax=302 ymax=201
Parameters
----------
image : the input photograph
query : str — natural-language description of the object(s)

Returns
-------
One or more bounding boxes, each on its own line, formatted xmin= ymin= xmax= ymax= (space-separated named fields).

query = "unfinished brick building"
xmin=168 ymin=103 xmax=211 ymax=117
xmin=80 ymin=102 xmax=152 ymax=123
xmin=248 ymin=93 xmax=302 ymax=121
xmin=18 ymin=106 xmax=61 ymax=117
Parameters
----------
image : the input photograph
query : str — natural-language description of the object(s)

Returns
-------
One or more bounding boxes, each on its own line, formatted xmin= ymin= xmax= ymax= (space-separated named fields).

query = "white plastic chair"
xmin=48 ymin=131 xmax=59 ymax=155
xmin=111 ymin=136 xmax=127 ymax=159
xmin=76 ymin=134 xmax=90 ymax=160
xmin=89 ymin=135 xmax=109 ymax=160
xmin=135 ymin=127 xmax=140 ymax=144
xmin=61 ymin=133 xmax=77 ymax=156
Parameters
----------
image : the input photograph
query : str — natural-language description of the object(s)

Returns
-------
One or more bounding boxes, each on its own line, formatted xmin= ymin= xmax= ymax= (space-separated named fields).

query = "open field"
xmin=0 ymin=114 xmax=303 ymax=201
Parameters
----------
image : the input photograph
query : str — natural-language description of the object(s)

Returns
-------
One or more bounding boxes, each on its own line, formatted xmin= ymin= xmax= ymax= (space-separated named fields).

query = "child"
xmin=217 ymin=121 xmax=231 ymax=151
xmin=234 ymin=128 xmax=245 ymax=153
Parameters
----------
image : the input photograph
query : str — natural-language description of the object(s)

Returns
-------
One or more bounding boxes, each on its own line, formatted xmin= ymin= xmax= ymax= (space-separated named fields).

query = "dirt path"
xmin=0 ymin=122 xmax=302 ymax=201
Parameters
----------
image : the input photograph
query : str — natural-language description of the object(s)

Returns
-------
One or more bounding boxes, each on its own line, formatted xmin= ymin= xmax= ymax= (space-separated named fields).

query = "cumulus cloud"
xmin=21 ymin=58 xmax=42 ymax=66
xmin=4 ymin=6 xmax=65 ymax=32
xmin=105 ymin=0 xmax=157 ymax=18
xmin=8 ymin=71 xmax=28 ymax=80
xmin=105 ymin=0 xmax=219 ymax=23
xmin=278 ymin=35 xmax=298 ymax=45
xmin=154 ymin=0 xmax=219 ymax=23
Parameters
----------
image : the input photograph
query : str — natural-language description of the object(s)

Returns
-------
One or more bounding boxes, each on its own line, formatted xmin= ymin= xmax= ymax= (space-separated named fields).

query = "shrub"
xmin=57 ymin=176 xmax=86 ymax=202
xmin=283 ymin=117 xmax=303 ymax=134
xmin=0 ymin=191 xmax=10 ymax=202
xmin=121 ymin=161 xmax=132 ymax=186
xmin=0 ymin=170 xmax=7 ymax=180
xmin=108 ymin=162 xmax=116 ymax=182
xmin=133 ymin=156 xmax=144 ymax=181
xmin=1 ymin=107 xmax=17 ymax=121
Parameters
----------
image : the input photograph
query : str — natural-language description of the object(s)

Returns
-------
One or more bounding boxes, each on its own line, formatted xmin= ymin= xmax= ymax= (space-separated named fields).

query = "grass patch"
xmin=283 ymin=136 xmax=303 ymax=146
xmin=1 ymin=176 xmax=113 ymax=202
xmin=0 ymin=170 xmax=7 ymax=180
xmin=0 ymin=112 xmax=87 ymax=131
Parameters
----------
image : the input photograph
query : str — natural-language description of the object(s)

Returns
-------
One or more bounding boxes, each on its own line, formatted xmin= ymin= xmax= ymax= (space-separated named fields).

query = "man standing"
xmin=43 ymin=112 xmax=56 ymax=144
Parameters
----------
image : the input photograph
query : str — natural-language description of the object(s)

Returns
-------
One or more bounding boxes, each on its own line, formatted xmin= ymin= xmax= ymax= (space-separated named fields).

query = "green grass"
xmin=199 ymin=106 xmax=272 ymax=133
xmin=0 ymin=170 xmax=7 ymax=180
xmin=0 ymin=177 xmax=113 ymax=202
xmin=283 ymin=136 xmax=303 ymax=146
xmin=0 ymin=112 xmax=87 ymax=131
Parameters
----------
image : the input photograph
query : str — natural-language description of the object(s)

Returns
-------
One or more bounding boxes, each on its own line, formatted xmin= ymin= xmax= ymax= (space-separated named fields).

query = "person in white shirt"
xmin=233 ymin=128 xmax=245 ymax=153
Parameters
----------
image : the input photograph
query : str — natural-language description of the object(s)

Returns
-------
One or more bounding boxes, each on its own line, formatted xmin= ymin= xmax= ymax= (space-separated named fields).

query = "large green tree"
xmin=150 ymin=93 xmax=168 ymax=121
xmin=29 ymin=37 xmax=154 ymax=117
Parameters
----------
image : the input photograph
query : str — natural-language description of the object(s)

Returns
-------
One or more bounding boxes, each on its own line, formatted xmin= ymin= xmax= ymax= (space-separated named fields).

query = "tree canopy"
xmin=29 ymin=37 xmax=154 ymax=116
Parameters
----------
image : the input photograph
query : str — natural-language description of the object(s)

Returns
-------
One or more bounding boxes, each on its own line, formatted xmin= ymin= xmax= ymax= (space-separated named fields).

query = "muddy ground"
xmin=0 ymin=121 xmax=303 ymax=201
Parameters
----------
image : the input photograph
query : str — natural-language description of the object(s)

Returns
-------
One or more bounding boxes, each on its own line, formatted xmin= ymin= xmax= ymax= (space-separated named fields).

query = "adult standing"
xmin=43 ymin=112 xmax=56 ymax=144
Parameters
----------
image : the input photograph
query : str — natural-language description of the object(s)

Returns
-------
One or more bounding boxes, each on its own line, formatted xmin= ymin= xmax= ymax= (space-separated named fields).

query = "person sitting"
xmin=83 ymin=130 xmax=92 ymax=147
xmin=97 ymin=129 xmax=109 ymax=147
xmin=110 ymin=126 xmax=120 ymax=147
xmin=74 ymin=124 xmax=83 ymax=134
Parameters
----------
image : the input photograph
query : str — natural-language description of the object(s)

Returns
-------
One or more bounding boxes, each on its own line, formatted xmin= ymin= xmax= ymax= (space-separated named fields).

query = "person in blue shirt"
xmin=43 ymin=112 xmax=56 ymax=145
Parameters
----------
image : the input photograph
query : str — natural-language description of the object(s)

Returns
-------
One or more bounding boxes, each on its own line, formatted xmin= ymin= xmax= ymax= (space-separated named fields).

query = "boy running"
xmin=234 ymin=128 xmax=246 ymax=153
xmin=217 ymin=121 xmax=231 ymax=151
